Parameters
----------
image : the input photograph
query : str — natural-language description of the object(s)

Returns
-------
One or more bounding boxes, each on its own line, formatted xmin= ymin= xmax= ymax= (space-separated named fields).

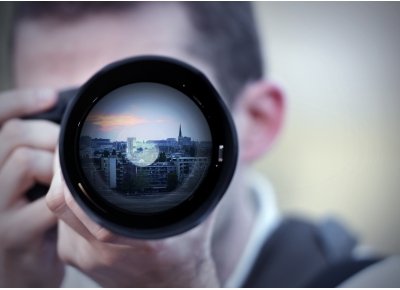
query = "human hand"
xmin=47 ymin=158 xmax=220 ymax=287
xmin=0 ymin=89 xmax=64 ymax=287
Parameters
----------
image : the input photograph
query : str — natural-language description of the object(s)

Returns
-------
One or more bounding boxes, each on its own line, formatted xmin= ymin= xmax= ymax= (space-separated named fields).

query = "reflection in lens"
xmin=79 ymin=83 xmax=212 ymax=213
xmin=127 ymin=139 xmax=159 ymax=167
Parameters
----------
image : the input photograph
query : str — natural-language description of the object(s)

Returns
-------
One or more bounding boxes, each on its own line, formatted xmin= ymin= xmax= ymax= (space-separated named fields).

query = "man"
xmin=0 ymin=2 xmax=397 ymax=287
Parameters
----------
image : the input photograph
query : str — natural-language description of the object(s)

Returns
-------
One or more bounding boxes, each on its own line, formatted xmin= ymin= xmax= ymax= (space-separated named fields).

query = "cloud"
xmin=87 ymin=114 xmax=148 ymax=131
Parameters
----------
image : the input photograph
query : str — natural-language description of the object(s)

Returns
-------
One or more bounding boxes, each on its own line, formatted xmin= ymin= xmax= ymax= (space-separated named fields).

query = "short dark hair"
xmin=13 ymin=2 xmax=264 ymax=104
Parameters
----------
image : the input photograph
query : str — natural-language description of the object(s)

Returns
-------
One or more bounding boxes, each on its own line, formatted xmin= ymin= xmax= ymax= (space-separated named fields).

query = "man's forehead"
xmin=13 ymin=3 xmax=215 ymax=90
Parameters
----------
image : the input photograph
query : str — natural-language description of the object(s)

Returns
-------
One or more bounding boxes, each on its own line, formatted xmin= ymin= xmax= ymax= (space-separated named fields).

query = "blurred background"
xmin=254 ymin=2 xmax=400 ymax=255
xmin=1 ymin=2 xmax=399 ymax=255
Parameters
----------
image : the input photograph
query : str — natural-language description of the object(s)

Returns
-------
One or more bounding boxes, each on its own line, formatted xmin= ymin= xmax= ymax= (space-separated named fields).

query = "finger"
xmin=0 ymin=119 xmax=59 ymax=168
xmin=64 ymin=184 xmax=134 ymax=245
xmin=0 ymin=148 xmax=53 ymax=209
xmin=57 ymin=220 xmax=106 ymax=271
xmin=0 ymin=89 xmax=57 ymax=125
xmin=3 ymin=197 xmax=57 ymax=244
xmin=49 ymin=160 xmax=134 ymax=245
xmin=46 ymin=163 xmax=95 ymax=242
xmin=56 ymin=164 xmax=212 ymax=246
xmin=57 ymin=221 xmax=85 ymax=267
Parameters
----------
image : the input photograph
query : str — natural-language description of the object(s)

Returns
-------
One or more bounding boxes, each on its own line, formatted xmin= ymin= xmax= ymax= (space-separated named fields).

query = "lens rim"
xmin=60 ymin=55 xmax=238 ymax=239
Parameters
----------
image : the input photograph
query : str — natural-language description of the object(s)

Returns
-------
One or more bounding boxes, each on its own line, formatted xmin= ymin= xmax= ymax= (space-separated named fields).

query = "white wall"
xmin=254 ymin=2 xmax=400 ymax=254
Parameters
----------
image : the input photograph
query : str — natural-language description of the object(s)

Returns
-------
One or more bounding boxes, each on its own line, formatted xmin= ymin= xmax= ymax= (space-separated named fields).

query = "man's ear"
xmin=233 ymin=80 xmax=285 ymax=163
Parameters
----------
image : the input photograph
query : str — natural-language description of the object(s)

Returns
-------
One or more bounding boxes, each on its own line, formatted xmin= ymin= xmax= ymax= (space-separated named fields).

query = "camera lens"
xmin=60 ymin=56 xmax=237 ymax=239
xmin=79 ymin=82 xmax=212 ymax=214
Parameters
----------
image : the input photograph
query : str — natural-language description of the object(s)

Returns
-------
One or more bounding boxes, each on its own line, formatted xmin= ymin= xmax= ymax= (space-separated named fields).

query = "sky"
xmin=80 ymin=82 xmax=212 ymax=142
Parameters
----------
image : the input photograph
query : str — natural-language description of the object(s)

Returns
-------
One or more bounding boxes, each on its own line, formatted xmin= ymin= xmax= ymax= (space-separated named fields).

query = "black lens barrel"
xmin=60 ymin=56 xmax=238 ymax=239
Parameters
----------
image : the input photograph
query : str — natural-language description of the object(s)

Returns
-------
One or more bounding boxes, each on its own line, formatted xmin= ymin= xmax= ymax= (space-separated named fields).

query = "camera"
xmin=26 ymin=56 xmax=238 ymax=239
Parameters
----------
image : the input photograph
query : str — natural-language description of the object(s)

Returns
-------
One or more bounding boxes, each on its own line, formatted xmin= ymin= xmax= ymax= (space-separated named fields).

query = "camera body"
xmin=25 ymin=88 xmax=78 ymax=201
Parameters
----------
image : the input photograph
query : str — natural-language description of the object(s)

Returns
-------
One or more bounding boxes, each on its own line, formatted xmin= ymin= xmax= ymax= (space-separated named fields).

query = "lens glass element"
xmin=79 ymin=83 xmax=212 ymax=214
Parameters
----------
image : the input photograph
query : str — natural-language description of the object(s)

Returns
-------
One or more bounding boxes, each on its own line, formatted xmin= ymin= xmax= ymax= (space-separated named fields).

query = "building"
xmin=176 ymin=157 xmax=210 ymax=182
xmin=101 ymin=157 xmax=117 ymax=189
xmin=136 ymin=162 xmax=177 ymax=192
xmin=178 ymin=124 xmax=191 ymax=145
xmin=80 ymin=124 xmax=212 ymax=195
xmin=91 ymin=138 xmax=113 ymax=151
xmin=178 ymin=124 xmax=183 ymax=143
xmin=113 ymin=141 xmax=127 ymax=151
xmin=80 ymin=157 xmax=106 ymax=190
xmin=127 ymin=137 xmax=136 ymax=156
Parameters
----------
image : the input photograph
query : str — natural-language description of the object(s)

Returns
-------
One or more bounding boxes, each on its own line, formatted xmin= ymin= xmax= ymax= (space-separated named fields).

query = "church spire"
xmin=178 ymin=124 xmax=182 ymax=139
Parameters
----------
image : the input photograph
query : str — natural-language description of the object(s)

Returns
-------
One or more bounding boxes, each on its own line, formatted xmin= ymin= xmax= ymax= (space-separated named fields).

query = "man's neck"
xmin=211 ymin=178 xmax=257 ymax=285
xmin=211 ymin=171 xmax=281 ymax=286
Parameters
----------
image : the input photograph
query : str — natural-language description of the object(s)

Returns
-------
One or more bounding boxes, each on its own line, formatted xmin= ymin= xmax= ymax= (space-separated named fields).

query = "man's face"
xmin=13 ymin=2 xmax=247 ymax=214
xmin=11 ymin=2 xmax=285 ymax=242
xmin=14 ymin=3 xmax=217 ymax=94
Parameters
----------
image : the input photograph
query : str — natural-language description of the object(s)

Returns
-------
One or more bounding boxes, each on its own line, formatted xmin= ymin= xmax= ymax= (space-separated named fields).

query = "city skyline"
xmin=79 ymin=120 xmax=212 ymax=212
xmin=81 ymin=124 xmax=206 ymax=143
xmin=80 ymin=82 xmax=212 ymax=141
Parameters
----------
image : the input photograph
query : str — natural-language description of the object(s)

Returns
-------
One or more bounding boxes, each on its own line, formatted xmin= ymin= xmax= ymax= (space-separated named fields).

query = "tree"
xmin=188 ymin=145 xmax=196 ymax=157
xmin=103 ymin=149 xmax=110 ymax=157
xmin=130 ymin=173 xmax=148 ymax=193
xmin=157 ymin=152 xmax=167 ymax=162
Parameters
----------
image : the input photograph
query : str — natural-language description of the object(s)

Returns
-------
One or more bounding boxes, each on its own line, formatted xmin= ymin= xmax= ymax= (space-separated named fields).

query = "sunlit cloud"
xmin=87 ymin=114 xmax=149 ymax=131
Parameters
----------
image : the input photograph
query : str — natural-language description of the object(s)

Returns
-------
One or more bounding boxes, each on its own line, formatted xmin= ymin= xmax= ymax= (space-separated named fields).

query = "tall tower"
xmin=178 ymin=124 xmax=183 ymax=142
